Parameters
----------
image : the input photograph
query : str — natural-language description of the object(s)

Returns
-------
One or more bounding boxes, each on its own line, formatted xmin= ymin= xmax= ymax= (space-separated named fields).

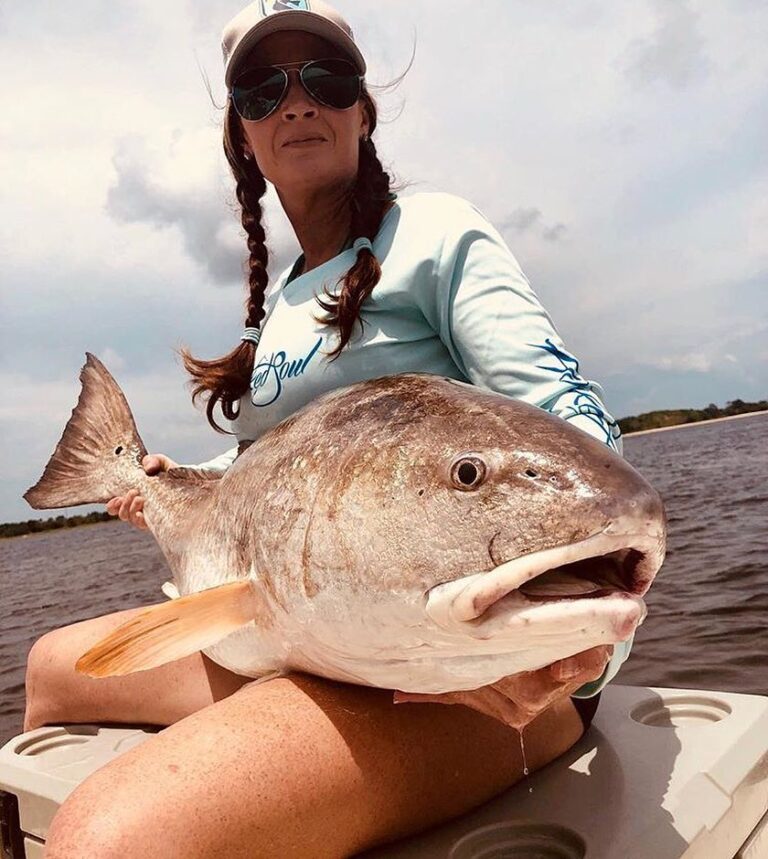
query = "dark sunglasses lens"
xmin=302 ymin=59 xmax=360 ymax=109
xmin=232 ymin=68 xmax=287 ymax=120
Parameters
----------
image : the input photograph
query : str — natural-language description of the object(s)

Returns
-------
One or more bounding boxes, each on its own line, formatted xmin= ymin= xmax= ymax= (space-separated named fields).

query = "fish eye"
xmin=114 ymin=445 xmax=123 ymax=455
xmin=450 ymin=453 xmax=487 ymax=491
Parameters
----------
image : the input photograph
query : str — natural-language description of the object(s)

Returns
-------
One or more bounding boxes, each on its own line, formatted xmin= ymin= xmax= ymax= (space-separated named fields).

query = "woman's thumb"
xmin=142 ymin=454 xmax=176 ymax=475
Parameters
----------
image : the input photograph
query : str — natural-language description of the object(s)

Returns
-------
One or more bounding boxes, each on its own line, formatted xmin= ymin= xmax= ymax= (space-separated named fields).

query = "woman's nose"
xmin=280 ymin=71 xmax=318 ymax=120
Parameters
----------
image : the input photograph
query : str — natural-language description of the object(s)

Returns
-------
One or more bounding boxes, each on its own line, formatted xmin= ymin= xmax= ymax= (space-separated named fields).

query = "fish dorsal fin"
xmin=76 ymin=581 xmax=266 ymax=677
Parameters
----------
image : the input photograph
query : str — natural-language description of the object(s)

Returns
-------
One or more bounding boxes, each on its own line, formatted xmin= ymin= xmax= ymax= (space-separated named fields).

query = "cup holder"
xmin=14 ymin=726 xmax=100 ymax=756
xmin=450 ymin=822 xmax=586 ymax=859
xmin=630 ymin=695 xmax=732 ymax=728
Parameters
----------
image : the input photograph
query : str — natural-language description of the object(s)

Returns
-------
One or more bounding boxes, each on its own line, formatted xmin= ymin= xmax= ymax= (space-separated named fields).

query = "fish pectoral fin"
xmin=76 ymin=580 xmax=261 ymax=678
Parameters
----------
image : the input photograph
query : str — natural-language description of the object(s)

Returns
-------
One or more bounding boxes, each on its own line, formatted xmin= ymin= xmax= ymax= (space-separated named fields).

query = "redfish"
xmin=25 ymin=355 xmax=665 ymax=727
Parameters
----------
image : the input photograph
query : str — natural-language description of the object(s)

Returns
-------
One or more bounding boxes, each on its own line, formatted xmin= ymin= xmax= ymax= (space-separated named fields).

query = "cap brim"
xmin=225 ymin=11 xmax=366 ymax=87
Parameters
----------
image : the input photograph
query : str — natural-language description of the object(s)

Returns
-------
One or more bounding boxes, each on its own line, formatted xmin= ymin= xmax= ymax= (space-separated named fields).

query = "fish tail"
xmin=24 ymin=353 xmax=147 ymax=509
xmin=76 ymin=581 xmax=261 ymax=677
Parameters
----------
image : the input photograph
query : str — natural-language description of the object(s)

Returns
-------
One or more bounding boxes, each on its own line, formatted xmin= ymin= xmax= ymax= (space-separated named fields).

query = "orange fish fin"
xmin=76 ymin=580 xmax=261 ymax=678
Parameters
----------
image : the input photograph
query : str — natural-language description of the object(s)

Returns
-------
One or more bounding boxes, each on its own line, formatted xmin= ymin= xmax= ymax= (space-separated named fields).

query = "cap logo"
xmin=260 ymin=0 xmax=310 ymax=14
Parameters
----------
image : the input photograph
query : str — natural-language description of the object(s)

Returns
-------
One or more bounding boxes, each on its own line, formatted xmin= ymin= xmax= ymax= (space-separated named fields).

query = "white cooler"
xmin=1 ymin=685 xmax=767 ymax=859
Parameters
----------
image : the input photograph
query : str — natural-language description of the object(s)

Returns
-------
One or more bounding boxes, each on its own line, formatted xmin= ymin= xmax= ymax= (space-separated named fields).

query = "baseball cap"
xmin=222 ymin=0 xmax=367 ymax=87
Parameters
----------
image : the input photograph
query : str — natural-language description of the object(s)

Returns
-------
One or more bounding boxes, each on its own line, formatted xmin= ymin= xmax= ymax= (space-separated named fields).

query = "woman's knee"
xmin=43 ymin=771 xmax=145 ymax=859
xmin=24 ymin=625 xmax=74 ymax=731
xmin=23 ymin=611 xmax=252 ymax=733
xmin=24 ymin=610 xmax=148 ymax=731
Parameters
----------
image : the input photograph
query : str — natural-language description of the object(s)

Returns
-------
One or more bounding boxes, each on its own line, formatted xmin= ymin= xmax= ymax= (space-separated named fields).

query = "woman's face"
xmin=237 ymin=31 xmax=369 ymax=195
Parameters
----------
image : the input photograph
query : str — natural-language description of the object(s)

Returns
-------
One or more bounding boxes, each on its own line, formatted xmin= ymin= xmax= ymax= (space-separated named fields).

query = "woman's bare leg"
xmin=24 ymin=609 xmax=251 ymax=731
xmin=44 ymin=673 xmax=586 ymax=859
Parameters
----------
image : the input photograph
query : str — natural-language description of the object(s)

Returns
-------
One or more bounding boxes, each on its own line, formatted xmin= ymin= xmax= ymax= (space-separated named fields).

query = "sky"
xmin=1 ymin=0 xmax=767 ymax=522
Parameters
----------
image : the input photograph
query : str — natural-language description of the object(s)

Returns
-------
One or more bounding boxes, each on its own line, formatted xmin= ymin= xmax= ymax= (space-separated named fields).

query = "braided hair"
xmin=181 ymin=85 xmax=395 ymax=433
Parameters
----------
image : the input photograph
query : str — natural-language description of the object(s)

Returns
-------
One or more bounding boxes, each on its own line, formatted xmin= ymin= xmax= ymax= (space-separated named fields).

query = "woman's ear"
xmin=359 ymin=107 xmax=371 ymax=142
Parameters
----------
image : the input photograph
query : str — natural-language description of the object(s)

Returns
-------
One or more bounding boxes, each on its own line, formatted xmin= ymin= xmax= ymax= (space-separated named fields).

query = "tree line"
xmin=1 ymin=511 xmax=113 ymax=539
xmin=619 ymin=398 xmax=768 ymax=434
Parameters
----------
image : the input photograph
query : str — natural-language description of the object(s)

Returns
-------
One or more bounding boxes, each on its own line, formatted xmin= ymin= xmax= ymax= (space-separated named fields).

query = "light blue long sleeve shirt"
xmin=193 ymin=191 xmax=629 ymax=696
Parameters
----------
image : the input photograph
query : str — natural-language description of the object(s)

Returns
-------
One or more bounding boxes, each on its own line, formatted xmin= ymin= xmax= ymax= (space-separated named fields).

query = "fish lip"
xmin=434 ymin=526 xmax=665 ymax=626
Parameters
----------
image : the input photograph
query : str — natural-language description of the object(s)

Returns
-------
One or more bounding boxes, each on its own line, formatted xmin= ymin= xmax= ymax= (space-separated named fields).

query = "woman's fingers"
xmin=142 ymin=454 xmax=179 ymax=475
xmin=118 ymin=490 xmax=139 ymax=522
xmin=490 ymin=645 xmax=613 ymax=729
xmin=129 ymin=494 xmax=148 ymax=530
xmin=549 ymin=645 xmax=611 ymax=685
xmin=105 ymin=453 xmax=178 ymax=529
xmin=105 ymin=490 xmax=146 ymax=529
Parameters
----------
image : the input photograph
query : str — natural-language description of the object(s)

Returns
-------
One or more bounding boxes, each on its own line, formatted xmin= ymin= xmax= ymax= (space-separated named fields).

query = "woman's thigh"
xmin=44 ymin=673 xmax=586 ymax=859
xmin=24 ymin=609 xmax=251 ymax=731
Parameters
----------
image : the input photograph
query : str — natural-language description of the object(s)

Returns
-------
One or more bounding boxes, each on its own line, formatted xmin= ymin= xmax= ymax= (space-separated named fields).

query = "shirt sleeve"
xmin=179 ymin=446 xmax=239 ymax=474
xmin=430 ymin=196 xmax=628 ymax=696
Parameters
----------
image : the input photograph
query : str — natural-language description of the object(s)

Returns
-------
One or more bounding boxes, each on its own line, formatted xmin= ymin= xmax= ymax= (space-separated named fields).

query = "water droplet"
xmin=519 ymin=727 xmax=529 ymax=777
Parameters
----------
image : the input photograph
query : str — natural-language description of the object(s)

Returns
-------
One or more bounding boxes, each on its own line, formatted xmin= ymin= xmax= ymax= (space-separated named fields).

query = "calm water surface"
xmin=1 ymin=413 xmax=766 ymax=742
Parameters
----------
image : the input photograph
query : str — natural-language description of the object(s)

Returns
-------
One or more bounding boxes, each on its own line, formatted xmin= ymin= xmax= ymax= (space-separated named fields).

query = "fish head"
xmin=298 ymin=374 xmax=666 ymax=688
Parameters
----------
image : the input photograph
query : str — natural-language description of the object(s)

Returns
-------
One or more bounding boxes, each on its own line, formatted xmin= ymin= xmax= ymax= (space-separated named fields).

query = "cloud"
xmin=106 ymin=135 xmax=245 ymax=285
xmin=649 ymin=352 xmax=713 ymax=373
xmin=498 ymin=207 xmax=567 ymax=243
xmin=98 ymin=347 xmax=127 ymax=373
xmin=105 ymin=133 xmax=299 ymax=287
xmin=622 ymin=0 xmax=710 ymax=88
xmin=501 ymin=207 xmax=542 ymax=233
xmin=542 ymin=224 xmax=567 ymax=243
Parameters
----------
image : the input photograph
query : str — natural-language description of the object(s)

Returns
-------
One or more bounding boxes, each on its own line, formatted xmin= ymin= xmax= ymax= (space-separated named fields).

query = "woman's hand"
xmin=394 ymin=644 xmax=613 ymax=731
xmin=105 ymin=454 xmax=178 ymax=530
xmin=489 ymin=644 xmax=613 ymax=729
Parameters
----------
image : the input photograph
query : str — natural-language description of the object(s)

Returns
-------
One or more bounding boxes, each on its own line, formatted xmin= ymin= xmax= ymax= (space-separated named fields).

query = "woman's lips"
xmin=283 ymin=137 xmax=326 ymax=147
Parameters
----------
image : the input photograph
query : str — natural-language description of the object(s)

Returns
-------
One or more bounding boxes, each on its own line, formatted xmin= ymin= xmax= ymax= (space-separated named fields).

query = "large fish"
xmin=25 ymin=355 xmax=665 ymax=727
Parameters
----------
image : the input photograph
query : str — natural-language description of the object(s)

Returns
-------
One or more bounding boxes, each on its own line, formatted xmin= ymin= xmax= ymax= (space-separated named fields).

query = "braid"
xmin=181 ymin=84 xmax=401 ymax=431
xmin=315 ymin=132 xmax=393 ymax=359
xmin=236 ymin=165 xmax=269 ymax=329
xmin=179 ymin=105 xmax=269 ymax=433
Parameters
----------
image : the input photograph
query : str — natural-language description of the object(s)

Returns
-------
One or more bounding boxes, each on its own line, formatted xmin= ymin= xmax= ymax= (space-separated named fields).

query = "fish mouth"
xmin=426 ymin=526 xmax=665 ymax=631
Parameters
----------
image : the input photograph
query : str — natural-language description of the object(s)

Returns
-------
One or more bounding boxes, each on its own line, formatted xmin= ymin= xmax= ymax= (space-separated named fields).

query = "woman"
xmin=29 ymin=3 xmax=626 ymax=856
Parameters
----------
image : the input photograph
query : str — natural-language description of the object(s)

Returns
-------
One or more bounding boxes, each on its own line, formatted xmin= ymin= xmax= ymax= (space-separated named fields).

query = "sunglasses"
xmin=230 ymin=58 xmax=362 ymax=122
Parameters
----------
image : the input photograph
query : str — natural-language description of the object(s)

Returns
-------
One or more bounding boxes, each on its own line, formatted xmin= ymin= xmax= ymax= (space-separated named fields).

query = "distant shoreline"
xmin=625 ymin=409 xmax=768 ymax=437
xmin=0 ymin=512 xmax=113 ymax=540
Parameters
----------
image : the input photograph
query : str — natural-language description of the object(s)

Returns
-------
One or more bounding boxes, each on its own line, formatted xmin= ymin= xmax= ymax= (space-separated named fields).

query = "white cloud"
xmin=622 ymin=0 xmax=710 ymax=88
xmin=650 ymin=352 xmax=713 ymax=373
xmin=98 ymin=347 xmax=127 ymax=373
xmin=105 ymin=133 xmax=245 ymax=285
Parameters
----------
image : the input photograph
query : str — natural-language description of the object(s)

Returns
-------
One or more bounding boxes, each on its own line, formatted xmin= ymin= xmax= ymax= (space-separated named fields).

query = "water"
xmin=1 ymin=413 xmax=767 ymax=743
